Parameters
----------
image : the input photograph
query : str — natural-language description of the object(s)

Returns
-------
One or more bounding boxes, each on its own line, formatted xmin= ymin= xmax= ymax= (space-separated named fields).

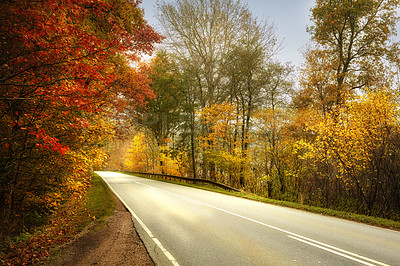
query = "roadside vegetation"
xmin=0 ymin=0 xmax=161 ymax=240
xmin=0 ymin=174 xmax=115 ymax=265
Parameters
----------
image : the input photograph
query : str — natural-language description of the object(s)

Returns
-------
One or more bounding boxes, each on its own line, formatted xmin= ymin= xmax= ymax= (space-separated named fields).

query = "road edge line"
xmin=99 ymin=174 xmax=180 ymax=266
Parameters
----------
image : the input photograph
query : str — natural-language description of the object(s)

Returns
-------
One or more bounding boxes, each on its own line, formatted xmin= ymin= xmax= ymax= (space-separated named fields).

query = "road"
xmin=97 ymin=171 xmax=400 ymax=266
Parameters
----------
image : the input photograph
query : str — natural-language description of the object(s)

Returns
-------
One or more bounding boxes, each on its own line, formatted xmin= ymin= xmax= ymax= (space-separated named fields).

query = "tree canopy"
xmin=0 ymin=0 xmax=162 ymax=237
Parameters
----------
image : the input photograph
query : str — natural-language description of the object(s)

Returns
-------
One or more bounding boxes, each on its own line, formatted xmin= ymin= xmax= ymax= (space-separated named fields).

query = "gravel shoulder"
xmin=48 ymin=194 xmax=154 ymax=266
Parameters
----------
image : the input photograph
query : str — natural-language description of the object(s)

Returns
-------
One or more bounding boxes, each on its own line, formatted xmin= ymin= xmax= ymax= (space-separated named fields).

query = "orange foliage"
xmin=0 ymin=0 xmax=162 ymax=236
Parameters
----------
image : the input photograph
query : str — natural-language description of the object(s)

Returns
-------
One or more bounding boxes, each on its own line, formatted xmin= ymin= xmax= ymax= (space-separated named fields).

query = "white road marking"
xmin=134 ymin=180 xmax=389 ymax=266
xmin=181 ymin=196 xmax=202 ymax=205
xmin=100 ymin=176 xmax=179 ymax=266
xmin=287 ymin=235 xmax=384 ymax=266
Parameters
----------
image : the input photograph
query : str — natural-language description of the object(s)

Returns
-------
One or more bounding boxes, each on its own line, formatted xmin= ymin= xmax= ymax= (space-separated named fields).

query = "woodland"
xmin=0 ymin=0 xmax=162 ymax=238
xmin=1 ymin=0 xmax=400 ymax=240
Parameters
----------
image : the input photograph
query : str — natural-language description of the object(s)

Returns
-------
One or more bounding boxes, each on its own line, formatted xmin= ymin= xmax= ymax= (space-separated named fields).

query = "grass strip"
xmin=126 ymin=172 xmax=400 ymax=231
xmin=0 ymin=173 xmax=115 ymax=265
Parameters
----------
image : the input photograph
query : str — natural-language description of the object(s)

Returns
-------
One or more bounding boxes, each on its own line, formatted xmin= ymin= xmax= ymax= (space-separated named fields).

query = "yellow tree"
xmin=124 ymin=130 xmax=188 ymax=176
xmin=309 ymin=89 xmax=400 ymax=217
xmin=158 ymin=145 xmax=189 ymax=176
xmin=292 ymin=0 xmax=400 ymax=215
xmin=253 ymin=108 xmax=288 ymax=197
xmin=124 ymin=131 xmax=159 ymax=173
xmin=199 ymin=103 xmax=251 ymax=187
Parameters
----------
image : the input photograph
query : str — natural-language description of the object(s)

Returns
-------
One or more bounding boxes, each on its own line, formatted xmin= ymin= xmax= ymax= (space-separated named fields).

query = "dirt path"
xmin=48 ymin=194 xmax=154 ymax=266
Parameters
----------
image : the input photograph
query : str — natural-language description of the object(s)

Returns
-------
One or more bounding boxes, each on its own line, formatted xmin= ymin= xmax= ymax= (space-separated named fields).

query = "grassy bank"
xmin=0 ymin=173 xmax=115 ymax=265
xmin=127 ymin=172 xmax=400 ymax=231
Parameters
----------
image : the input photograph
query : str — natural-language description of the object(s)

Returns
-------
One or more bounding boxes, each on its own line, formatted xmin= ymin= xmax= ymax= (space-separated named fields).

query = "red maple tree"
xmin=0 ymin=0 xmax=162 ymax=236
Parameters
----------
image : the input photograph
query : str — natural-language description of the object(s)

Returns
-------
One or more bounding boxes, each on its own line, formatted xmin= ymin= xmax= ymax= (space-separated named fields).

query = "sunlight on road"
xmin=95 ymin=171 xmax=131 ymax=183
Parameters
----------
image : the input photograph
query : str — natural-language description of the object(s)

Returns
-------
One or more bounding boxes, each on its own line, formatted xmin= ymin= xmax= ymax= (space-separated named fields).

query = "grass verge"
xmin=126 ymin=172 xmax=400 ymax=231
xmin=0 ymin=173 xmax=115 ymax=265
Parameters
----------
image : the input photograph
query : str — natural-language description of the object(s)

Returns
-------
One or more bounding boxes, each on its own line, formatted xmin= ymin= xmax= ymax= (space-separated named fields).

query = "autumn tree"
xmin=135 ymin=51 xmax=189 ymax=173
xmin=223 ymin=18 xmax=281 ymax=184
xmin=304 ymin=0 xmax=399 ymax=106
xmin=252 ymin=62 xmax=293 ymax=196
xmin=175 ymin=66 xmax=202 ymax=178
xmin=296 ymin=48 xmax=338 ymax=114
xmin=158 ymin=0 xmax=250 ymax=179
xmin=124 ymin=130 xmax=159 ymax=173
xmin=124 ymin=129 xmax=188 ymax=176
xmin=199 ymin=103 xmax=250 ymax=186
xmin=0 ymin=0 xmax=161 ymax=237
xmin=308 ymin=89 xmax=400 ymax=217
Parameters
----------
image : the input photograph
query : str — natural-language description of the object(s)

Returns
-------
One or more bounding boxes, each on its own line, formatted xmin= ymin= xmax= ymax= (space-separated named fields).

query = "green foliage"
xmin=82 ymin=174 xmax=115 ymax=221
xmin=142 ymin=51 xmax=185 ymax=145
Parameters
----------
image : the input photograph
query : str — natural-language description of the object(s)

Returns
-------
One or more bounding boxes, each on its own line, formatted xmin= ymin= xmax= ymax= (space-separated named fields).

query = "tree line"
xmin=0 ymin=0 xmax=161 ymax=238
xmin=117 ymin=0 xmax=400 ymax=220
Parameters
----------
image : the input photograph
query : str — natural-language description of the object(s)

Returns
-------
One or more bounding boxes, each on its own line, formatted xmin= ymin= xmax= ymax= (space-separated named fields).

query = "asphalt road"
xmin=97 ymin=171 xmax=400 ymax=266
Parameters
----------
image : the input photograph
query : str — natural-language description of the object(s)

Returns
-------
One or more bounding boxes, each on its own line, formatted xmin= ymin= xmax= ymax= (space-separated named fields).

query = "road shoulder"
xmin=48 ymin=193 xmax=154 ymax=266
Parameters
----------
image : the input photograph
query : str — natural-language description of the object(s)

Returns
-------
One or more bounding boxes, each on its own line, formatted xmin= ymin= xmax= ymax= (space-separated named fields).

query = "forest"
xmin=0 ymin=0 xmax=162 ymax=238
xmin=1 ymin=0 xmax=400 ymax=239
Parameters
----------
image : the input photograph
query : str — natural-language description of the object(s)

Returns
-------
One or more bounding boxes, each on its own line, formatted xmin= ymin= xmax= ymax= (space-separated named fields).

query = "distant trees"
xmin=156 ymin=0 xmax=288 ymax=181
xmin=158 ymin=0 xmax=255 ymax=180
xmin=198 ymin=103 xmax=247 ymax=186
xmin=141 ymin=51 xmax=183 ymax=146
xmin=252 ymin=62 xmax=293 ymax=196
xmin=130 ymin=0 xmax=400 ymax=220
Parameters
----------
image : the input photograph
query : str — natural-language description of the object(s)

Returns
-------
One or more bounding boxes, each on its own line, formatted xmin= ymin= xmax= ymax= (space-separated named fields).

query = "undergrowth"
xmin=0 ymin=173 xmax=115 ymax=265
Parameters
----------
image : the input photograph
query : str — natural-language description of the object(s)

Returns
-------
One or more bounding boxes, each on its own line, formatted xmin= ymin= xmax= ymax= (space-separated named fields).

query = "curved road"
xmin=97 ymin=171 xmax=400 ymax=266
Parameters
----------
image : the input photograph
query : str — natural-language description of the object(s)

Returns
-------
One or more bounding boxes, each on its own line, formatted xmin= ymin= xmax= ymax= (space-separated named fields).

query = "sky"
xmin=139 ymin=0 xmax=316 ymax=67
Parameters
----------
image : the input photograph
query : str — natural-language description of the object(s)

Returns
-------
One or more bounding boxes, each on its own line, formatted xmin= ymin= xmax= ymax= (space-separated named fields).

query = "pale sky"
xmin=139 ymin=0 xmax=315 ymax=67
